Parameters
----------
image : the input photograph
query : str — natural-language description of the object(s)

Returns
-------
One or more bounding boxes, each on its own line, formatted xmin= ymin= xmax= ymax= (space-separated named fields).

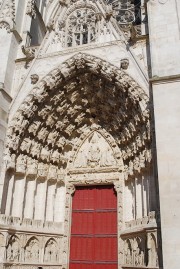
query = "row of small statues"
xmin=5 ymin=237 xmax=59 ymax=263
xmin=124 ymin=234 xmax=158 ymax=267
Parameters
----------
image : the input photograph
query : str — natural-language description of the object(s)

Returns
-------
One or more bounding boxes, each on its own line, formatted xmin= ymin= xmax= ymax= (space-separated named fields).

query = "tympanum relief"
xmin=74 ymin=131 xmax=116 ymax=168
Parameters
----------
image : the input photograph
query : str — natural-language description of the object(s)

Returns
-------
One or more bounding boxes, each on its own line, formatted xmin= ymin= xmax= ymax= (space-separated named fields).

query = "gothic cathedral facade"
xmin=0 ymin=0 xmax=180 ymax=269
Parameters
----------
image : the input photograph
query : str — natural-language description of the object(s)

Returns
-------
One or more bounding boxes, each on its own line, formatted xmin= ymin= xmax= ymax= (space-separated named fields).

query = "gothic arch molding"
xmin=4 ymin=52 xmax=151 ymax=183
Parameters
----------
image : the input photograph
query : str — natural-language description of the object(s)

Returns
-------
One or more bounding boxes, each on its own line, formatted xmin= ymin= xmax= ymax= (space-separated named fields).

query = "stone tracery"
xmin=66 ymin=8 xmax=97 ymax=47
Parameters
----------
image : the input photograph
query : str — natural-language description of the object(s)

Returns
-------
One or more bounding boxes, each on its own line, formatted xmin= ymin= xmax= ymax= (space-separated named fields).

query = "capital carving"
xmin=114 ymin=181 xmax=122 ymax=194
xmin=66 ymin=184 xmax=75 ymax=195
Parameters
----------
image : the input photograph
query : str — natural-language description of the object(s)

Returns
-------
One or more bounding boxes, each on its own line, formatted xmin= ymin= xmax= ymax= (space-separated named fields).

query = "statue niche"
xmin=74 ymin=131 xmax=116 ymax=169
xmin=25 ymin=237 xmax=40 ymax=262
xmin=6 ymin=235 xmax=20 ymax=262
xmin=44 ymin=239 xmax=58 ymax=263
xmin=0 ymin=234 xmax=4 ymax=262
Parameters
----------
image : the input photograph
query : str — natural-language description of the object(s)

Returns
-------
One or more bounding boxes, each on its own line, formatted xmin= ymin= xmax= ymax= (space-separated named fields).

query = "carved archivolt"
xmin=26 ymin=0 xmax=36 ymax=18
xmin=5 ymin=53 xmax=151 ymax=182
xmin=0 ymin=0 xmax=15 ymax=32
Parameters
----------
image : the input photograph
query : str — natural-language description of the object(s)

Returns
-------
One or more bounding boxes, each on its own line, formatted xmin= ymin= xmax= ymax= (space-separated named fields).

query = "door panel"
xmin=70 ymin=236 xmax=94 ymax=261
xmin=94 ymin=237 xmax=117 ymax=261
xmin=70 ymin=185 xmax=117 ymax=269
xmin=71 ymin=211 xmax=94 ymax=234
xmin=94 ymin=211 xmax=117 ymax=234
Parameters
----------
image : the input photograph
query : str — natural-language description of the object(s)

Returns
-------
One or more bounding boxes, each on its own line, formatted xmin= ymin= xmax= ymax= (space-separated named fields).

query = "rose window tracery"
xmin=66 ymin=8 xmax=97 ymax=47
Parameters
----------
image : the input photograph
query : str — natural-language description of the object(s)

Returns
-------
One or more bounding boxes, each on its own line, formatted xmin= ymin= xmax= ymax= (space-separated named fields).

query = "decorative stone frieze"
xmin=0 ymin=229 xmax=63 ymax=267
xmin=0 ymin=214 xmax=63 ymax=233
xmin=125 ymin=211 xmax=157 ymax=230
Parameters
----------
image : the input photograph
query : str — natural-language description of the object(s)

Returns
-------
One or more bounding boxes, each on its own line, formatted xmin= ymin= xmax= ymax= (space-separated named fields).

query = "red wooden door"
xmin=69 ymin=185 xmax=117 ymax=269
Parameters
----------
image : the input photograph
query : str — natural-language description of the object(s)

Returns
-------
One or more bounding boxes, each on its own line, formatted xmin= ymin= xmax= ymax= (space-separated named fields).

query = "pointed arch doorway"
xmin=70 ymin=185 xmax=117 ymax=269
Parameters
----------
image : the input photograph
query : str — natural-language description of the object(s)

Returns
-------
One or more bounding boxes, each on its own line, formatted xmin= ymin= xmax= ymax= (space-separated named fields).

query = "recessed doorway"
xmin=69 ymin=185 xmax=118 ymax=269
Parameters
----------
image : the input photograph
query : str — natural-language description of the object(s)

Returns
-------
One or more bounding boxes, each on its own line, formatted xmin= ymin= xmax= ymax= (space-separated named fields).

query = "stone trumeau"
xmin=0 ymin=0 xmax=179 ymax=269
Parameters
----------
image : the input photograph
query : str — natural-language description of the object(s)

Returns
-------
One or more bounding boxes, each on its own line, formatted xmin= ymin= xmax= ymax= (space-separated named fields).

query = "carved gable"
xmin=40 ymin=0 xmax=121 ymax=55
xmin=74 ymin=131 xmax=116 ymax=168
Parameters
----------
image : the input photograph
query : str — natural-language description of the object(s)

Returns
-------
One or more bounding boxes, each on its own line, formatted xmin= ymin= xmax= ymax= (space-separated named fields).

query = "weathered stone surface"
xmin=0 ymin=0 xmax=179 ymax=269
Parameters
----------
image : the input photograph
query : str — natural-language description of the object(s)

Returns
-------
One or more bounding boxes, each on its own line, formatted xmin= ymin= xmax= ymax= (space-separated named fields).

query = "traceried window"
xmin=66 ymin=8 xmax=97 ymax=47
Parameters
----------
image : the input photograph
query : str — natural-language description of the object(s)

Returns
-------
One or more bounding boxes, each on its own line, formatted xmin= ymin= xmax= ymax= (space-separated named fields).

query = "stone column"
xmin=124 ymin=181 xmax=134 ymax=221
xmin=11 ymin=174 xmax=26 ymax=218
xmin=114 ymin=180 xmax=123 ymax=269
xmin=62 ymin=183 xmax=75 ymax=269
xmin=54 ymin=182 xmax=66 ymax=223
xmin=23 ymin=177 xmax=36 ymax=219
xmin=0 ymin=87 xmax=12 ymax=207
xmin=34 ymin=178 xmax=47 ymax=221
xmin=132 ymin=180 xmax=136 ymax=219
xmin=4 ymin=173 xmax=14 ymax=216
xmin=45 ymin=180 xmax=56 ymax=222
xmin=136 ymin=177 xmax=143 ymax=219
xmin=142 ymin=174 xmax=148 ymax=217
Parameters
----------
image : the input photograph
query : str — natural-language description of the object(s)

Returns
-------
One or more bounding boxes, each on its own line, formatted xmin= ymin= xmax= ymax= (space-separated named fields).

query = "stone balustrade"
xmin=125 ymin=211 xmax=157 ymax=230
xmin=0 ymin=214 xmax=63 ymax=233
